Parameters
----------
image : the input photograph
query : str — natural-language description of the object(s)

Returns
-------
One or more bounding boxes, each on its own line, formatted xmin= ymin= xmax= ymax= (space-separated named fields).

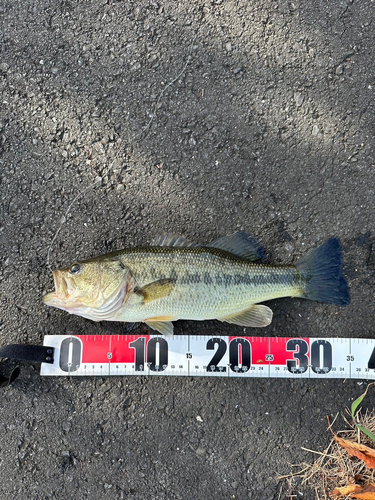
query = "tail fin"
xmin=295 ymin=238 xmax=350 ymax=306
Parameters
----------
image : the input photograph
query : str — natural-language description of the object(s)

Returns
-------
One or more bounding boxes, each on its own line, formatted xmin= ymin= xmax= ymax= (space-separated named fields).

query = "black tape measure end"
xmin=0 ymin=344 xmax=55 ymax=388
xmin=0 ymin=365 xmax=21 ymax=388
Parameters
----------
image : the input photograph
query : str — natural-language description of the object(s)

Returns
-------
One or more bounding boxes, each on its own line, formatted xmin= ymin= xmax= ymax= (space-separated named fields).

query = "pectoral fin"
xmin=144 ymin=316 xmax=176 ymax=337
xmin=136 ymin=279 xmax=175 ymax=303
xmin=219 ymin=304 xmax=273 ymax=327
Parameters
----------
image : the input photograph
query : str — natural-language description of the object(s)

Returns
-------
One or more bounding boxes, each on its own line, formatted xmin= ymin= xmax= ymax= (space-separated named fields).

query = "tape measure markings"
xmin=40 ymin=335 xmax=375 ymax=379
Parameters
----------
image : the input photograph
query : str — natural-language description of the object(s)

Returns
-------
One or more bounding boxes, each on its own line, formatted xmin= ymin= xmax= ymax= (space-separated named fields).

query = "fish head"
xmin=43 ymin=257 xmax=132 ymax=320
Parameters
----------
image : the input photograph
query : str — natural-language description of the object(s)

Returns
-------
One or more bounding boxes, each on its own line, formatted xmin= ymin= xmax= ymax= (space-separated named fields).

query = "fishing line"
xmin=46 ymin=34 xmax=197 ymax=271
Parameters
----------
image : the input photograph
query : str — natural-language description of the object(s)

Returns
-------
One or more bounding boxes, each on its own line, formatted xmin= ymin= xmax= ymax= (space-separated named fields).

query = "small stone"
xmin=93 ymin=142 xmax=105 ymax=155
xmin=62 ymin=421 xmax=71 ymax=432
xmin=225 ymin=42 xmax=232 ymax=52
xmin=116 ymin=184 xmax=125 ymax=193
xmin=196 ymin=415 xmax=203 ymax=422
xmin=294 ymin=92 xmax=304 ymax=107
xmin=312 ymin=124 xmax=320 ymax=136
xmin=0 ymin=62 xmax=9 ymax=72
xmin=284 ymin=242 xmax=294 ymax=254
xmin=335 ymin=64 xmax=344 ymax=75
xmin=195 ymin=447 xmax=206 ymax=456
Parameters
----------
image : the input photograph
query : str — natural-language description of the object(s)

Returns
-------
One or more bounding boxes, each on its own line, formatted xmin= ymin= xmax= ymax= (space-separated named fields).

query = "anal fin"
xmin=144 ymin=316 xmax=176 ymax=337
xmin=219 ymin=304 xmax=273 ymax=327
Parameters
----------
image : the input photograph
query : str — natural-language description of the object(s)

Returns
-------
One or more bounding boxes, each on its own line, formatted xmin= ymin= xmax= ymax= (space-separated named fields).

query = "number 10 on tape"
xmin=41 ymin=335 xmax=375 ymax=379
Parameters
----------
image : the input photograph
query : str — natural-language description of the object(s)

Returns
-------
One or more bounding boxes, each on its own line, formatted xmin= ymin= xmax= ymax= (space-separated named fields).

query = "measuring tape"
xmin=40 ymin=335 xmax=375 ymax=379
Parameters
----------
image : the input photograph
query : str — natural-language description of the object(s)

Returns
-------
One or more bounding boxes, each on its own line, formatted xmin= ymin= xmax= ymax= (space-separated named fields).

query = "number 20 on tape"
xmin=41 ymin=335 xmax=375 ymax=379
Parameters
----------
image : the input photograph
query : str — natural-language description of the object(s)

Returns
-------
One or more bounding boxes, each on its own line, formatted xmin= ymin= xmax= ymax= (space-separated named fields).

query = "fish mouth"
xmin=43 ymin=270 xmax=70 ymax=307
xmin=53 ymin=270 xmax=69 ymax=298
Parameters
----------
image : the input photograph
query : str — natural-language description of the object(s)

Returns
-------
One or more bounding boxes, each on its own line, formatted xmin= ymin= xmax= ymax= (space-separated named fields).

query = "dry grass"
xmin=279 ymin=410 xmax=375 ymax=499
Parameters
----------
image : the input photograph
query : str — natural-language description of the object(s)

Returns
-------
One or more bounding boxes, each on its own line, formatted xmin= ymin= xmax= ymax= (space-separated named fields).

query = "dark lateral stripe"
xmin=177 ymin=271 xmax=298 ymax=287
xmin=203 ymin=272 xmax=213 ymax=285
xmin=218 ymin=274 xmax=254 ymax=286
xmin=179 ymin=272 xmax=201 ymax=285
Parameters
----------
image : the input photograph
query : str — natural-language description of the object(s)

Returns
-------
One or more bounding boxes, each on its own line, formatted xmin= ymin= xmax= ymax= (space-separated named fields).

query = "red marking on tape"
xmin=228 ymin=336 xmax=310 ymax=365
xmin=75 ymin=335 xmax=150 ymax=364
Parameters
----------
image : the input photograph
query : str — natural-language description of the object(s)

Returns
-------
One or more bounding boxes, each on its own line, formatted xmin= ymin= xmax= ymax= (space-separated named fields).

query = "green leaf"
xmin=356 ymin=424 xmax=375 ymax=443
xmin=351 ymin=390 xmax=369 ymax=419
xmin=351 ymin=382 xmax=375 ymax=444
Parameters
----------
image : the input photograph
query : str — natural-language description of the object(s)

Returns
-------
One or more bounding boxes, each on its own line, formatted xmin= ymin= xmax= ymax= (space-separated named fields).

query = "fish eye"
xmin=70 ymin=264 xmax=81 ymax=275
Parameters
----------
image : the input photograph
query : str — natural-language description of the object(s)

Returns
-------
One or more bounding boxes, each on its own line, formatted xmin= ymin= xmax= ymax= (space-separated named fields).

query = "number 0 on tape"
xmin=41 ymin=335 xmax=375 ymax=379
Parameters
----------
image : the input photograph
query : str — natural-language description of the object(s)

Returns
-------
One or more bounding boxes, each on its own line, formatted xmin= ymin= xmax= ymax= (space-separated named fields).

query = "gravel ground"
xmin=0 ymin=1 xmax=374 ymax=499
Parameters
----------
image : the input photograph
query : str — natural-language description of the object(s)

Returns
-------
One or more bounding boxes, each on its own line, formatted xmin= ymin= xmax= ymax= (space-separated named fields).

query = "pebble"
xmin=225 ymin=42 xmax=232 ymax=52
xmin=62 ymin=421 xmax=72 ymax=432
xmin=335 ymin=64 xmax=344 ymax=75
xmin=284 ymin=242 xmax=294 ymax=254
xmin=0 ymin=62 xmax=9 ymax=72
xmin=294 ymin=92 xmax=304 ymax=107
xmin=312 ymin=124 xmax=320 ymax=136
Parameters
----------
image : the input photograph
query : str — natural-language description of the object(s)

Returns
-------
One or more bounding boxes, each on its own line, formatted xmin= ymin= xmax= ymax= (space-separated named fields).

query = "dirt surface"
xmin=0 ymin=0 xmax=374 ymax=498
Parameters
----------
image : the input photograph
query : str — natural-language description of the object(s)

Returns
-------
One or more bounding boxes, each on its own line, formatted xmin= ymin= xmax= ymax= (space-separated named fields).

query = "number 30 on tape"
xmin=41 ymin=335 xmax=375 ymax=379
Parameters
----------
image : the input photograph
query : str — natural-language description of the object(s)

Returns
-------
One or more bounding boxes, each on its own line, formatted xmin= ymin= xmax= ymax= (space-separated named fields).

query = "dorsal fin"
xmin=207 ymin=232 xmax=264 ymax=261
xmin=152 ymin=234 xmax=197 ymax=248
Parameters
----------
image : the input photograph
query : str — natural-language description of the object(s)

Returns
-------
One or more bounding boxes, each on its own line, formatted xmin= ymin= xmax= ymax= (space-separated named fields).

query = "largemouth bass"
xmin=43 ymin=232 xmax=350 ymax=336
